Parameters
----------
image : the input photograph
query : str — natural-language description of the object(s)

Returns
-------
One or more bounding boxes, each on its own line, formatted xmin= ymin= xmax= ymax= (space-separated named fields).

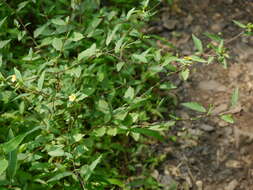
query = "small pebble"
xmin=200 ymin=124 xmax=215 ymax=132
xmin=225 ymin=179 xmax=238 ymax=190
xmin=196 ymin=180 xmax=203 ymax=190
xmin=225 ymin=160 xmax=242 ymax=168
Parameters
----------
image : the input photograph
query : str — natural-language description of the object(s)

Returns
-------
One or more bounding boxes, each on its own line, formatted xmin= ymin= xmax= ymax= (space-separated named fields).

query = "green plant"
xmin=0 ymin=0 xmax=247 ymax=189
xmin=0 ymin=0 xmax=177 ymax=189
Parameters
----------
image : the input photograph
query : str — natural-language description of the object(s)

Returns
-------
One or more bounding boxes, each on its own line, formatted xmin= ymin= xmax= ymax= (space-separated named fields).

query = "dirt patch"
xmin=150 ymin=0 xmax=253 ymax=189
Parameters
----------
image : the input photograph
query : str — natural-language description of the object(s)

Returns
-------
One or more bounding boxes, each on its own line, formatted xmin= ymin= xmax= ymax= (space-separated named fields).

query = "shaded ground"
xmin=149 ymin=0 xmax=253 ymax=189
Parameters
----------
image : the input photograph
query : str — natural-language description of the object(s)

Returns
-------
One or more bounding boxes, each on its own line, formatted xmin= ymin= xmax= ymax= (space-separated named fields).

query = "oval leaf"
xmin=1 ymin=126 xmax=41 ymax=153
xmin=78 ymin=43 xmax=96 ymax=61
xmin=0 ymin=159 xmax=8 ymax=175
xmin=192 ymin=34 xmax=203 ymax=53
xmin=220 ymin=114 xmax=234 ymax=124
xmin=47 ymin=172 xmax=73 ymax=182
xmin=2 ymin=134 xmax=27 ymax=153
xmin=38 ymin=71 xmax=45 ymax=90
xmin=182 ymin=102 xmax=206 ymax=113
xmin=131 ymin=128 xmax=164 ymax=141
xmin=51 ymin=18 xmax=67 ymax=26
xmin=231 ymin=87 xmax=239 ymax=107
xmin=180 ymin=69 xmax=190 ymax=81
xmin=124 ymin=86 xmax=135 ymax=100
xmin=97 ymin=100 xmax=110 ymax=114
xmin=71 ymin=32 xmax=84 ymax=42
xmin=6 ymin=129 xmax=18 ymax=181
xmin=0 ymin=40 xmax=11 ymax=49
xmin=14 ymin=67 xmax=22 ymax=81
xmin=52 ymin=38 xmax=63 ymax=51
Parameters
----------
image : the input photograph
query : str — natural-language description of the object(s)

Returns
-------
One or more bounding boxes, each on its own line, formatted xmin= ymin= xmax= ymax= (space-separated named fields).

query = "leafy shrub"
xmin=0 ymin=0 xmax=177 ymax=189
xmin=0 ymin=0 xmax=247 ymax=189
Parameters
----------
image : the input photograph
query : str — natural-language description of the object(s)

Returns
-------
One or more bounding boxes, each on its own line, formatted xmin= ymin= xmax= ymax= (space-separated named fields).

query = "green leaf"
xmin=17 ymin=1 xmax=29 ymax=12
xmin=162 ymin=56 xmax=178 ymax=67
xmin=114 ymin=108 xmax=128 ymax=121
xmin=182 ymin=102 xmax=206 ymax=113
xmin=6 ymin=129 xmax=18 ymax=181
xmin=159 ymin=82 xmax=177 ymax=90
xmin=94 ymin=127 xmax=106 ymax=137
xmin=107 ymin=178 xmax=124 ymax=187
xmin=97 ymin=100 xmax=110 ymax=114
xmin=89 ymin=155 xmax=102 ymax=172
xmin=106 ymin=24 xmax=120 ymax=46
xmin=131 ymin=132 xmax=140 ymax=141
xmin=207 ymin=56 xmax=214 ymax=64
xmin=83 ymin=87 xmax=95 ymax=97
xmin=150 ymin=121 xmax=176 ymax=131
xmin=107 ymin=128 xmax=117 ymax=136
xmin=19 ymin=101 xmax=25 ymax=115
xmin=1 ymin=126 xmax=41 ymax=153
xmin=204 ymin=32 xmax=222 ymax=42
xmin=220 ymin=114 xmax=234 ymax=124
xmin=116 ymin=62 xmax=125 ymax=72
xmin=86 ymin=17 xmax=103 ymax=37
xmin=124 ymin=86 xmax=135 ymax=100
xmin=73 ymin=133 xmax=84 ymax=142
xmin=18 ymin=31 xmax=26 ymax=41
xmin=192 ymin=34 xmax=203 ymax=53
xmin=97 ymin=69 xmax=105 ymax=82
xmin=218 ymin=40 xmax=224 ymax=53
xmin=115 ymin=36 xmax=124 ymax=53
xmin=149 ymin=66 xmax=164 ymax=73
xmin=0 ymin=17 xmax=7 ymax=28
xmin=132 ymin=49 xmax=150 ymax=63
xmin=233 ymin=20 xmax=246 ymax=28
xmin=52 ymin=38 xmax=63 ymax=51
xmin=34 ymin=24 xmax=47 ymax=38
xmin=2 ymin=134 xmax=26 ymax=154
xmin=71 ymin=32 xmax=84 ymax=42
xmin=154 ymin=49 xmax=162 ymax=62
xmin=231 ymin=87 xmax=239 ymax=107
xmin=14 ymin=67 xmax=22 ymax=81
xmin=142 ymin=0 xmax=150 ymax=8
xmin=126 ymin=8 xmax=136 ymax=20
xmin=132 ymin=128 xmax=164 ymax=141
xmin=81 ymin=155 xmax=102 ymax=181
xmin=51 ymin=18 xmax=67 ymax=26
xmin=0 ymin=40 xmax=11 ymax=49
xmin=132 ymin=53 xmax=147 ymax=63
xmin=180 ymin=69 xmax=189 ymax=81
xmin=189 ymin=55 xmax=207 ymax=63
xmin=0 ymin=55 xmax=2 ymax=67
xmin=47 ymin=172 xmax=73 ymax=182
xmin=48 ymin=148 xmax=65 ymax=157
xmin=0 ymin=159 xmax=8 ymax=175
xmin=37 ymin=71 xmax=45 ymax=90
xmin=78 ymin=43 xmax=96 ymax=61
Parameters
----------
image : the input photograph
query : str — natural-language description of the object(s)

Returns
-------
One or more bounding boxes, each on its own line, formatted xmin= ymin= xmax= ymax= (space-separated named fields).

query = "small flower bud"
xmin=68 ymin=94 xmax=76 ymax=102
xmin=11 ymin=75 xmax=17 ymax=82
xmin=184 ymin=56 xmax=192 ymax=61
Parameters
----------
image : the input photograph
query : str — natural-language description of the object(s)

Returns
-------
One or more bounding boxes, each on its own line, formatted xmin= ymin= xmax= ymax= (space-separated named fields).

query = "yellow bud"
xmin=68 ymin=94 xmax=76 ymax=102
xmin=11 ymin=75 xmax=17 ymax=82
xmin=184 ymin=56 xmax=192 ymax=60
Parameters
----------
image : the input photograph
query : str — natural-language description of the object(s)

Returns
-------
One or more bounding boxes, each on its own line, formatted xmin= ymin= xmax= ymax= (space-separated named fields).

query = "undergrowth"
xmin=0 ymin=0 xmax=252 ymax=189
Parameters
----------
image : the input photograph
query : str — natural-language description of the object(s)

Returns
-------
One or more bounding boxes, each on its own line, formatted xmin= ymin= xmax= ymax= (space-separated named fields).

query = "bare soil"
xmin=150 ymin=0 xmax=253 ymax=189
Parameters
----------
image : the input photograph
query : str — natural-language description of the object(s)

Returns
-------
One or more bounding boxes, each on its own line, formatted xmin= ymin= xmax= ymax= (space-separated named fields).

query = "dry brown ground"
xmin=149 ymin=0 xmax=253 ymax=189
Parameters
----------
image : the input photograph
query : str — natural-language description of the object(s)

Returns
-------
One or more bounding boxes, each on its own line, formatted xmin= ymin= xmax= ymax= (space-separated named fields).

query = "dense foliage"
xmin=1 ymin=0 xmax=251 ymax=189
xmin=0 ymin=1 xmax=176 ymax=189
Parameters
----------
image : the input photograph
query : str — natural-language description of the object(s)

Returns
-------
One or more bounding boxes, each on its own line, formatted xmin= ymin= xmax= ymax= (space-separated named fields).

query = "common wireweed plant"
xmin=0 ymin=0 xmax=248 ymax=189
xmin=0 ymin=1 xmax=178 ymax=189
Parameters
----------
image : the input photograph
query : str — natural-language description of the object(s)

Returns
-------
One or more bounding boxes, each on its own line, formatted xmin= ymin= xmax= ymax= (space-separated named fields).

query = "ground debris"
xmin=154 ymin=0 xmax=253 ymax=189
